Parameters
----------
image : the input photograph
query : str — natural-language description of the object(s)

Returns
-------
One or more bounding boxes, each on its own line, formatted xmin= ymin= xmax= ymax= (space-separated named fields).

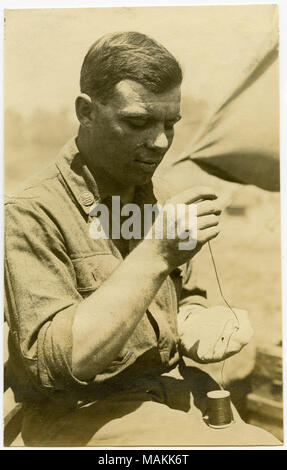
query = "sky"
xmin=4 ymin=4 xmax=277 ymax=118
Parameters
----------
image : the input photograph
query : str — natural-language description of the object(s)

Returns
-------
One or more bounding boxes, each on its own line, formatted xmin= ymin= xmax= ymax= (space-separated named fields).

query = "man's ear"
xmin=75 ymin=93 xmax=96 ymax=129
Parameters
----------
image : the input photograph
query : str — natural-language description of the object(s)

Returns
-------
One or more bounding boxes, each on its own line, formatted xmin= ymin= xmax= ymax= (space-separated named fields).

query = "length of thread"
xmin=152 ymin=176 xmax=239 ymax=388
xmin=207 ymin=241 xmax=240 ymax=388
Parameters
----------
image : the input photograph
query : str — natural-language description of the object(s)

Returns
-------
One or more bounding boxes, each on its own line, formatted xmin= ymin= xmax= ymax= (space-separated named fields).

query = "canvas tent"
xmin=164 ymin=16 xmax=279 ymax=192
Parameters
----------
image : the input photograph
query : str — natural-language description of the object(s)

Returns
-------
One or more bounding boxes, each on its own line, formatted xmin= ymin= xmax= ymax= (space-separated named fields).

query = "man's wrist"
xmin=132 ymin=239 xmax=171 ymax=277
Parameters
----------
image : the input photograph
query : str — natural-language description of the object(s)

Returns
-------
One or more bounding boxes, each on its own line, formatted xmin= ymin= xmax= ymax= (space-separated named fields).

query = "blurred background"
xmin=4 ymin=5 xmax=282 ymax=439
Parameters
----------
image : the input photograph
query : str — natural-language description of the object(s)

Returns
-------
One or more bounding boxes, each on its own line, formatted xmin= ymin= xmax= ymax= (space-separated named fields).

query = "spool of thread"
xmin=205 ymin=390 xmax=233 ymax=428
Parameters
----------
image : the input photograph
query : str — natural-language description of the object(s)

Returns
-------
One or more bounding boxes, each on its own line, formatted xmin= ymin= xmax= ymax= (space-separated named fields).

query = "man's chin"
xmin=123 ymin=172 xmax=154 ymax=187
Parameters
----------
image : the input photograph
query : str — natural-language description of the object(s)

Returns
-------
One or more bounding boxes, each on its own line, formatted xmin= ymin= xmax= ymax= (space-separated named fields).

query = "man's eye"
xmin=127 ymin=119 xmax=148 ymax=128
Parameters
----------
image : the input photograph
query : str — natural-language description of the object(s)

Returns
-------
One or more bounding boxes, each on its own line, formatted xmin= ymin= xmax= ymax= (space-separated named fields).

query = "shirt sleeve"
xmin=4 ymin=199 xmax=91 ymax=393
xmin=179 ymin=257 xmax=208 ymax=309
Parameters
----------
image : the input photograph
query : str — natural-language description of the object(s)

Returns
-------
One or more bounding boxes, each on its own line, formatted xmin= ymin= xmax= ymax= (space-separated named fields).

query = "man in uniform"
xmin=4 ymin=31 xmax=280 ymax=446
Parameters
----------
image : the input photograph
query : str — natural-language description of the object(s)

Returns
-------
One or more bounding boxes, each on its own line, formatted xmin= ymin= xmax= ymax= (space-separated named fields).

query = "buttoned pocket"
xmin=72 ymin=253 xmax=121 ymax=295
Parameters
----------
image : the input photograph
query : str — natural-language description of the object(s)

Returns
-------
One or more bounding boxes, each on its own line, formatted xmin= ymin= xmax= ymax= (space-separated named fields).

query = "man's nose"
xmin=146 ymin=131 xmax=169 ymax=151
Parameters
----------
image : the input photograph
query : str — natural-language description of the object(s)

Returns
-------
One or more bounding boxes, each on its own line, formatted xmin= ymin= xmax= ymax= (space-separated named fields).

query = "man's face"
xmin=89 ymin=79 xmax=181 ymax=187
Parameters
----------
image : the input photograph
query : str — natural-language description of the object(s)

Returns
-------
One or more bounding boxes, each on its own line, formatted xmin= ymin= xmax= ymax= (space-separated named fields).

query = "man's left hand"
xmin=178 ymin=305 xmax=254 ymax=363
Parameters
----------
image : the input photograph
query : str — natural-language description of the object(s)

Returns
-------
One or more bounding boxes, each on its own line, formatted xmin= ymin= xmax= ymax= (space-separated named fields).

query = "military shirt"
xmin=4 ymin=138 xmax=207 ymax=406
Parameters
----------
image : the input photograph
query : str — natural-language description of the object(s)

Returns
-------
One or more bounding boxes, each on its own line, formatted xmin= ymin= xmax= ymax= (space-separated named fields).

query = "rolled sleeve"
xmin=37 ymin=304 xmax=90 ymax=390
xmin=4 ymin=200 xmax=88 ymax=393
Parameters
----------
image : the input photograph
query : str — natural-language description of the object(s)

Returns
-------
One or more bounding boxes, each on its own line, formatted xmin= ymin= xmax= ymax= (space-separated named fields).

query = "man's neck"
xmin=76 ymin=129 xmax=135 ymax=205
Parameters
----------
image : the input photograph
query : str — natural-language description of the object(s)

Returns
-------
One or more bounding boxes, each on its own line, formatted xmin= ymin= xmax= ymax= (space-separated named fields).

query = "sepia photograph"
xmin=2 ymin=1 xmax=284 ymax=448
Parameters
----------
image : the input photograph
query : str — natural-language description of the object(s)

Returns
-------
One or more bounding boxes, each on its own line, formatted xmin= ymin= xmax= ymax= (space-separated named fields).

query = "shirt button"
xmin=80 ymin=191 xmax=95 ymax=206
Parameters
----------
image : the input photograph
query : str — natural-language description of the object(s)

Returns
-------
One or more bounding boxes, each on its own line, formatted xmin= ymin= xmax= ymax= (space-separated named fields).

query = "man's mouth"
xmin=134 ymin=158 xmax=162 ymax=172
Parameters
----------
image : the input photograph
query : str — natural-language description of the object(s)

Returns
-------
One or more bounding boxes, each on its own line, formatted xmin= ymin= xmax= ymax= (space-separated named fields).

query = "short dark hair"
xmin=80 ymin=31 xmax=183 ymax=102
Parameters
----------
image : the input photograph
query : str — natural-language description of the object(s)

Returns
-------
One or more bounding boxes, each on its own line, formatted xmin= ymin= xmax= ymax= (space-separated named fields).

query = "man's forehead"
xmin=112 ymin=79 xmax=181 ymax=116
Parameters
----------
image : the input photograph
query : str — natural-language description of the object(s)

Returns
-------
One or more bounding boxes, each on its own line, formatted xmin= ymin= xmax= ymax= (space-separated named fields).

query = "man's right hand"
xmin=143 ymin=186 xmax=221 ymax=271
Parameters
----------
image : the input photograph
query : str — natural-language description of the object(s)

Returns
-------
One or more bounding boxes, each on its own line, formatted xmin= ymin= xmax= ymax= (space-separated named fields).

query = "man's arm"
xmin=71 ymin=187 xmax=221 ymax=380
xmin=71 ymin=241 xmax=169 ymax=380
xmin=5 ymin=187 xmax=221 ymax=387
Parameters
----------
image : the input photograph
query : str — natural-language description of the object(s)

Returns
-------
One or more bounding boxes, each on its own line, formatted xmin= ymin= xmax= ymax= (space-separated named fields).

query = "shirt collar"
xmin=55 ymin=137 xmax=157 ymax=215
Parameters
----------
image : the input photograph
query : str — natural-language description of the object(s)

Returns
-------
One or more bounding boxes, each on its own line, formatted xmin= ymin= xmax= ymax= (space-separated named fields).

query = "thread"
xmin=204 ymin=241 xmax=239 ymax=428
xmin=152 ymin=175 xmax=241 ymax=427
xmin=207 ymin=241 xmax=240 ymax=389
xmin=207 ymin=241 xmax=239 ymax=325
xmin=206 ymin=390 xmax=233 ymax=428
xmin=153 ymin=175 xmax=239 ymax=392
